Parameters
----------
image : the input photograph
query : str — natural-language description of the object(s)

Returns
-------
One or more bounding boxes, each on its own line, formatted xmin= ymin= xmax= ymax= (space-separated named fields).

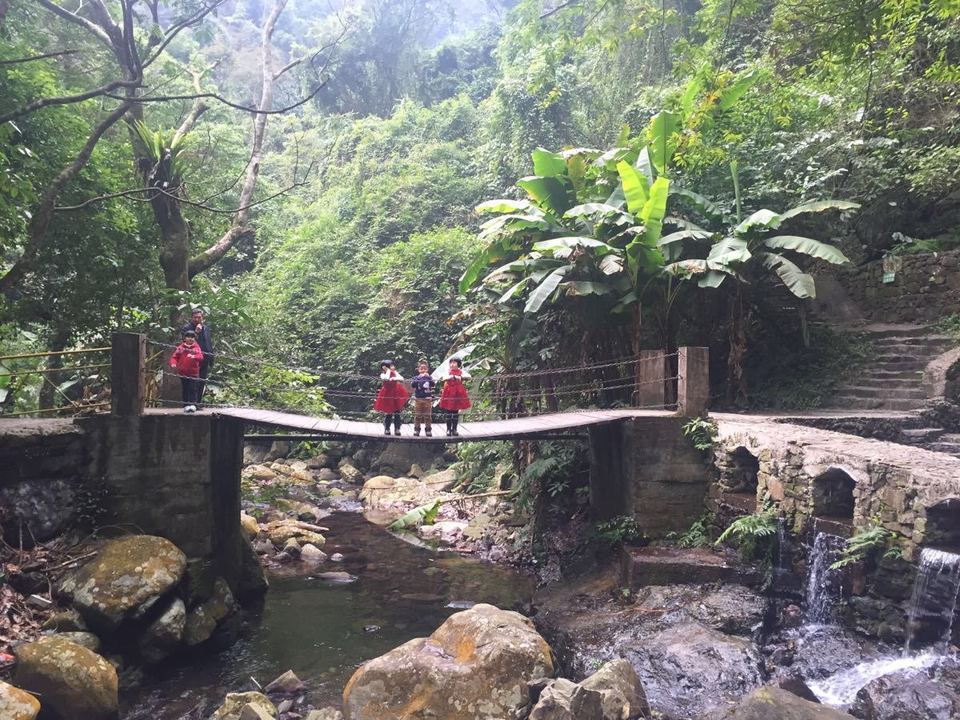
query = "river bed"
xmin=122 ymin=512 xmax=534 ymax=719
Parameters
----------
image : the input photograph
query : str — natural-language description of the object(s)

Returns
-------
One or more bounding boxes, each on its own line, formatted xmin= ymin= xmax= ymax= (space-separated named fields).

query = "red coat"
xmin=373 ymin=370 xmax=410 ymax=413
xmin=439 ymin=368 xmax=471 ymax=411
xmin=169 ymin=342 xmax=204 ymax=378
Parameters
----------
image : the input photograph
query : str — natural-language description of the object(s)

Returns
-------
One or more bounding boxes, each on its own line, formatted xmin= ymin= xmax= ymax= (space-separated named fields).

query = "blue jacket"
xmin=411 ymin=373 xmax=435 ymax=399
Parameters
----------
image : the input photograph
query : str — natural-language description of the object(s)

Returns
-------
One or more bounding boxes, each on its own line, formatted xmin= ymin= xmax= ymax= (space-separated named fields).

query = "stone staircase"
xmin=828 ymin=325 xmax=956 ymax=412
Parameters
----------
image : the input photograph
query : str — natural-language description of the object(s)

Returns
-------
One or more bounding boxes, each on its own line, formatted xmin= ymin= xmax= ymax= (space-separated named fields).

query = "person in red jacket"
xmin=438 ymin=357 xmax=471 ymax=436
xmin=373 ymin=359 xmax=410 ymax=435
xmin=169 ymin=330 xmax=205 ymax=413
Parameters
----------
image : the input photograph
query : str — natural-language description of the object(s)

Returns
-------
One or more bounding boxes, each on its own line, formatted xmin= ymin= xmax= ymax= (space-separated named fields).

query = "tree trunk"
xmin=726 ymin=283 xmax=749 ymax=404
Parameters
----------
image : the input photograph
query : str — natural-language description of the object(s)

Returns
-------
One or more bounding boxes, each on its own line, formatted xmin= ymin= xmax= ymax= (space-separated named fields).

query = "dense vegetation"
xmin=1 ymin=0 xmax=958 ymax=413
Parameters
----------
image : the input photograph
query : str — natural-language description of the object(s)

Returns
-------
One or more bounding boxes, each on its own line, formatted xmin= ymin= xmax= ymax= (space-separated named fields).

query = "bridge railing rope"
xmin=0 ymin=345 xmax=112 ymax=417
xmin=141 ymin=335 xmax=706 ymax=421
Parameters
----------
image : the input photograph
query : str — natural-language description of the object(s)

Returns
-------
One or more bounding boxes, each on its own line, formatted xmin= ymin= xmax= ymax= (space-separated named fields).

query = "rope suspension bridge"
xmin=2 ymin=333 xmax=711 ymax=441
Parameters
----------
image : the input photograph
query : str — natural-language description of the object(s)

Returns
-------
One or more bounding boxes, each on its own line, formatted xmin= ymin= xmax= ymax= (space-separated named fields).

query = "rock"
xmin=339 ymin=463 xmax=363 ymax=485
xmin=317 ymin=571 xmax=356 ymax=583
xmin=0 ymin=479 xmax=75 ymax=543
xmin=850 ymin=664 xmax=960 ymax=720
xmin=138 ymin=597 xmax=186 ymax=663
xmin=581 ymin=659 xmax=650 ymax=720
xmin=254 ymin=539 xmax=274 ymax=554
xmin=239 ymin=535 xmax=269 ymax=598
xmin=239 ymin=704 xmax=275 ymax=720
xmin=352 ymin=448 xmax=374 ymax=470
xmin=57 ymin=535 xmax=187 ymax=633
xmin=374 ymin=443 xmax=442 ymax=475
xmin=409 ymin=463 xmax=425 ymax=478
xmin=265 ymin=520 xmax=326 ymax=548
xmin=241 ymin=512 xmax=261 ymax=539
xmin=629 ymin=621 xmax=763 ymax=719
xmin=0 ymin=679 xmax=40 ymax=720
xmin=421 ymin=467 xmax=457 ymax=492
xmin=42 ymin=608 xmax=87 ymax=632
xmin=264 ymin=669 xmax=306 ymax=695
xmin=306 ymin=454 xmax=330 ymax=470
xmin=419 ymin=521 xmax=468 ymax=544
xmin=316 ymin=468 xmax=337 ymax=482
xmin=184 ymin=577 xmax=234 ymax=646
xmin=265 ymin=440 xmax=290 ymax=462
xmin=283 ymin=538 xmax=302 ymax=557
xmin=244 ymin=464 xmax=278 ymax=481
xmin=360 ymin=475 xmax=454 ymax=510
xmin=305 ymin=709 xmax=343 ymax=720
xmin=301 ymin=544 xmax=328 ymax=563
xmin=13 ymin=636 xmax=118 ymax=720
xmin=210 ymin=692 xmax=277 ymax=720
xmin=775 ymin=675 xmax=821 ymax=704
xmin=700 ymin=686 xmax=856 ymax=719
xmin=243 ymin=444 xmax=270 ymax=466
xmin=52 ymin=631 xmax=101 ymax=652
xmin=529 ymin=678 xmax=605 ymax=719
xmin=276 ymin=499 xmax=326 ymax=522
xmin=343 ymin=603 xmax=553 ymax=720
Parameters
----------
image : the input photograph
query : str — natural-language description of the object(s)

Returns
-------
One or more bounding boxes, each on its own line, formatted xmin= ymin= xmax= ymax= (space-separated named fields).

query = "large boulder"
xmin=700 ymin=686 xmax=855 ymax=719
xmin=581 ymin=659 xmax=650 ymax=720
xmin=850 ymin=664 xmax=960 ymax=720
xmin=0 ymin=680 xmax=40 ymax=720
xmin=13 ymin=636 xmax=118 ymax=720
xmin=138 ymin=596 xmax=186 ymax=663
xmin=338 ymin=463 xmax=364 ymax=485
xmin=529 ymin=679 xmax=604 ymax=720
xmin=57 ymin=535 xmax=186 ymax=632
xmin=343 ymin=603 xmax=554 ymax=720
xmin=210 ymin=692 xmax=277 ymax=720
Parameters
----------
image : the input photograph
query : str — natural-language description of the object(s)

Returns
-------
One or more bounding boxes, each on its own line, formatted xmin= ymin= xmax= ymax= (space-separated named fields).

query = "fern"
xmin=715 ymin=509 xmax=777 ymax=561
xmin=830 ymin=525 xmax=901 ymax=569
xmin=683 ymin=416 xmax=719 ymax=451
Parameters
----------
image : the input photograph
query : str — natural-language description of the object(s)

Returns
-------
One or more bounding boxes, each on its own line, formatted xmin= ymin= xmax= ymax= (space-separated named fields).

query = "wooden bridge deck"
xmin=195 ymin=407 xmax=676 ymax=442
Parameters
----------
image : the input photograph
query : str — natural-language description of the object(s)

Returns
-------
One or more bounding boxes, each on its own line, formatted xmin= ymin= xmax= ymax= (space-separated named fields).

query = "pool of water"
xmin=123 ymin=512 xmax=534 ymax=719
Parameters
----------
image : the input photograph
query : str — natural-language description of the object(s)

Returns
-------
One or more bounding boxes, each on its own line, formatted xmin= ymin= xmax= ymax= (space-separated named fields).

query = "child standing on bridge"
xmin=410 ymin=359 xmax=435 ymax=437
xmin=169 ymin=330 xmax=204 ymax=413
xmin=374 ymin=359 xmax=410 ymax=436
xmin=438 ymin=357 xmax=471 ymax=437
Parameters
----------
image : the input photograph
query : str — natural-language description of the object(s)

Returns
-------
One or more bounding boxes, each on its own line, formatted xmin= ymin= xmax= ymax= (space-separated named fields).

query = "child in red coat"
xmin=438 ymin=358 xmax=471 ymax=436
xmin=169 ymin=330 xmax=205 ymax=413
xmin=373 ymin=359 xmax=410 ymax=435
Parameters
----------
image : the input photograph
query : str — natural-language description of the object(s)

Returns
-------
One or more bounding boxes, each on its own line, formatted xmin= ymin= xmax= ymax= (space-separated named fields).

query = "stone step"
xmin=872 ymin=334 xmax=954 ymax=345
xmin=858 ymin=325 xmax=939 ymax=338
xmin=939 ymin=434 xmax=960 ymax=443
xmin=843 ymin=379 xmax=928 ymax=392
xmin=620 ymin=546 xmax=745 ymax=588
xmin=831 ymin=386 xmax=928 ymax=400
xmin=827 ymin=396 xmax=925 ymax=411
xmin=869 ymin=359 xmax=930 ymax=370
xmin=870 ymin=343 xmax=954 ymax=357
xmin=901 ymin=427 xmax=945 ymax=441
xmin=926 ymin=442 xmax=960 ymax=456
xmin=858 ymin=369 xmax=925 ymax=380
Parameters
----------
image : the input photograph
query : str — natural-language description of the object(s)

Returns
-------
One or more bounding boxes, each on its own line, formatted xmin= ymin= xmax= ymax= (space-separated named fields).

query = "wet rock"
xmin=330 ymin=553 xmax=345 ymax=562
xmin=317 ymin=571 xmax=356 ymax=584
xmin=775 ymin=674 xmax=820 ymax=704
xmin=306 ymin=453 xmax=330 ymax=470
xmin=529 ymin=678 xmax=604 ymax=719
xmin=419 ymin=521 xmax=468 ymax=544
xmin=138 ymin=597 xmax=186 ymax=663
xmin=343 ymin=603 xmax=553 ymax=720
xmin=57 ymin=535 xmax=187 ymax=633
xmin=700 ymin=686 xmax=856 ymax=719
xmin=0 ymin=479 xmax=75 ymax=543
xmin=239 ymin=535 xmax=269 ymax=597
xmin=300 ymin=544 xmax=328 ymax=563
xmin=241 ymin=512 xmax=260 ymax=539
xmin=360 ymin=476 xmax=454 ymax=510
xmin=265 ymin=520 xmax=326 ymax=548
xmin=339 ymin=463 xmax=363 ymax=485
xmin=276 ymin=499 xmax=326 ymax=523
xmin=184 ymin=577 xmax=234 ymax=646
xmin=13 ymin=636 xmax=118 ymax=720
xmin=283 ymin=538 xmax=302 ymax=557
xmin=581 ymin=659 xmax=650 ymax=720
xmin=0 ymin=679 xmax=40 ymax=720
xmin=210 ymin=691 xmax=277 ymax=720
xmin=686 ymin=584 xmax=766 ymax=635
xmin=264 ymin=669 xmax=306 ymax=695
xmin=42 ymin=608 xmax=87 ymax=632
xmin=52 ymin=631 xmax=101 ymax=652
xmin=631 ymin=621 xmax=763 ymax=718
xmin=850 ymin=665 xmax=960 ymax=720
xmin=316 ymin=468 xmax=337 ymax=482
xmin=254 ymin=539 xmax=274 ymax=554
xmin=239 ymin=704 xmax=275 ymax=720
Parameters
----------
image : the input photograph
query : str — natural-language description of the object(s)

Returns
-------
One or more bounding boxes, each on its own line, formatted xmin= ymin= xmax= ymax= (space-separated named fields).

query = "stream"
xmin=122 ymin=512 xmax=535 ymax=719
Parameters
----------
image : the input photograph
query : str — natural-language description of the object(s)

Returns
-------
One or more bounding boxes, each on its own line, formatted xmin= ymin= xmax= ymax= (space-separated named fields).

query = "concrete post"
xmin=111 ymin=332 xmax=146 ymax=416
xmin=677 ymin=346 xmax=709 ymax=416
xmin=636 ymin=350 xmax=667 ymax=409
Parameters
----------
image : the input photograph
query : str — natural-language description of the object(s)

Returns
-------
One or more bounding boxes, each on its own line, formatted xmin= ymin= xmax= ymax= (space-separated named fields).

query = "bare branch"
xmin=143 ymin=0 xmax=229 ymax=69
xmin=104 ymin=80 xmax=331 ymax=115
xmin=36 ymin=0 xmax=114 ymax=49
xmin=0 ymin=78 xmax=141 ymax=125
xmin=171 ymin=65 xmax=209 ymax=146
xmin=0 ymin=102 xmax=132 ymax=293
xmin=0 ymin=50 xmax=80 ymax=65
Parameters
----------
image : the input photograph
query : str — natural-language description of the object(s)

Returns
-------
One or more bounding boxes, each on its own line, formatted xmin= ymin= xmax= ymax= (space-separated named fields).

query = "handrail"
xmin=0 ymin=346 xmax=110 ymax=362
xmin=1 ymin=402 xmax=110 ymax=417
xmin=0 ymin=363 xmax=110 ymax=378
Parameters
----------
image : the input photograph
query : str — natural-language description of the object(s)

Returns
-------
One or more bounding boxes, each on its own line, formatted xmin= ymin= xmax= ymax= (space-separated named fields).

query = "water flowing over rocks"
xmin=342 ymin=603 xmax=554 ymax=720
xmin=700 ymin=686 xmax=856 ymax=719
xmin=0 ymin=679 xmax=40 ymax=720
xmin=13 ymin=635 xmax=118 ymax=720
xmin=56 ymin=535 xmax=187 ymax=633
xmin=849 ymin=661 xmax=960 ymax=720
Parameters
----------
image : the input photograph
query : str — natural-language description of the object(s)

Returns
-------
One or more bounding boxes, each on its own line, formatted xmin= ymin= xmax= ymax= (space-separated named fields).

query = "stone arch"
xmin=925 ymin=498 xmax=960 ymax=552
xmin=723 ymin=446 xmax=759 ymax=495
xmin=812 ymin=468 xmax=856 ymax=519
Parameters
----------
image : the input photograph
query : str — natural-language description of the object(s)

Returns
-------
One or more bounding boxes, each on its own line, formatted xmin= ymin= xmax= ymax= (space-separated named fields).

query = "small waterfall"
xmin=805 ymin=531 xmax=845 ymax=624
xmin=905 ymin=547 xmax=960 ymax=652
xmin=808 ymin=653 xmax=941 ymax=708
xmin=772 ymin=516 xmax=793 ymax=590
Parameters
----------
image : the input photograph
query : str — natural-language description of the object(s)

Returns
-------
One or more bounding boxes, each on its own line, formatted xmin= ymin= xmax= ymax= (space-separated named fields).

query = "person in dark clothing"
xmin=410 ymin=359 xmax=435 ymax=437
xmin=181 ymin=308 xmax=214 ymax=405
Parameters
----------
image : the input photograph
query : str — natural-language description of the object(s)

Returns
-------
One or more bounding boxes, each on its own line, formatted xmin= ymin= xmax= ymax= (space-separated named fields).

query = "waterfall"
xmin=905 ymin=547 xmax=960 ymax=652
xmin=805 ymin=531 xmax=845 ymax=625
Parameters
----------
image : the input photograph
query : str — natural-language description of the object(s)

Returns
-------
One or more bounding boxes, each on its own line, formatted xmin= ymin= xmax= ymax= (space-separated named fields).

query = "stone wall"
xmin=839 ymin=250 xmax=960 ymax=323
xmin=589 ymin=416 xmax=710 ymax=537
xmin=0 ymin=419 xmax=87 ymax=543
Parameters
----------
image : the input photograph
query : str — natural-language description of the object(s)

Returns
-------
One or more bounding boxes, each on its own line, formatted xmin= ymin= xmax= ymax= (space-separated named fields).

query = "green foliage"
xmin=682 ymin=417 xmax=719 ymax=451
xmin=667 ymin=512 xmax=715 ymax=548
xmin=936 ymin=314 xmax=960 ymax=343
xmin=715 ymin=508 xmax=777 ymax=561
xmin=593 ymin=515 xmax=644 ymax=546
xmin=830 ymin=525 xmax=902 ymax=570
xmin=388 ymin=499 xmax=443 ymax=531
xmin=455 ymin=441 xmax=516 ymax=494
